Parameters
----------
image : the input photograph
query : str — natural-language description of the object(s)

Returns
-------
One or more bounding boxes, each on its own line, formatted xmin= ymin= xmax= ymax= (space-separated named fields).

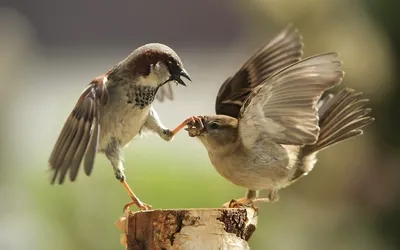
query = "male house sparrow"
xmin=184 ymin=27 xmax=374 ymax=207
xmin=48 ymin=43 xmax=191 ymax=210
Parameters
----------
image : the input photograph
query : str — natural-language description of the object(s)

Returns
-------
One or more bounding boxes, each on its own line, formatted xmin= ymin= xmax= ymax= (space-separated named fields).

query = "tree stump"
xmin=116 ymin=208 xmax=258 ymax=250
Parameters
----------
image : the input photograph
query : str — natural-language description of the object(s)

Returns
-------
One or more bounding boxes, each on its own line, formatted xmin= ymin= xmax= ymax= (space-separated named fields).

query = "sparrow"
xmin=48 ymin=43 xmax=191 ymax=211
xmin=183 ymin=27 xmax=375 ymax=207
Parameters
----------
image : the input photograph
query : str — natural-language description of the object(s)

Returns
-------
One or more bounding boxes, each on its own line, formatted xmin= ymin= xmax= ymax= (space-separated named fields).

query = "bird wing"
xmin=48 ymin=77 xmax=108 ymax=184
xmin=155 ymin=82 xmax=174 ymax=101
xmin=238 ymin=53 xmax=343 ymax=148
xmin=215 ymin=24 xmax=303 ymax=118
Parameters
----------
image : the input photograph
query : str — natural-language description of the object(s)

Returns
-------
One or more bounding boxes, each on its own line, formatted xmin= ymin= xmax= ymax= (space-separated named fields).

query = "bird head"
xmin=186 ymin=115 xmax=239 ymax=153
xmin=123 ymin=43 xmax=191 ymax=88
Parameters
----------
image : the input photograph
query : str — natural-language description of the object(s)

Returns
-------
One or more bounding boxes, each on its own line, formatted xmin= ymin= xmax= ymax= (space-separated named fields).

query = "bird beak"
xmin=179 ymin=68 xmax=191 ymax=82
xmin=175 ymin=68 xmax=191 ymax=86
xmin=163 ymin=68 xmax=192 ymax=86
xmin=186 ymin=127 xmax=201 ymax=137
xmin=166 ymin=67 xmax=191 ymax=86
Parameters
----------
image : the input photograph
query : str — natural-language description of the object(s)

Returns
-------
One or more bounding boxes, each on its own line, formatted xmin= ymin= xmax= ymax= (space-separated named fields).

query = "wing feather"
xmin=84 ymin=105 xmax=100 ymax=176
xmin=215 ymin=24 xmax=304 ymax=118
xmin=49 ymin=78 xmax=108 ymax=184
xmin=238 ymin=53 xmax=343 ymax=148
xmin=68 ymin=99 xmax=95 ymax=182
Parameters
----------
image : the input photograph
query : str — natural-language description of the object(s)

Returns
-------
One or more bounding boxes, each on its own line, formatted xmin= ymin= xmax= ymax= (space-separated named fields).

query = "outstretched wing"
xmin=238 ymin=53 xmax=343 ymax=148
xmin=215 ymin=24 xmax=304 ymax=118
xmin=48 ymin=77 xmax=108 ymax=184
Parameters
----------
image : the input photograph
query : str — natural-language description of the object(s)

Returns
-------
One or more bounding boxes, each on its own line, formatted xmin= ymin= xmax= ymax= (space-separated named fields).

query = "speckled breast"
xmin=98 ymin=84 xmax=158 ymax=150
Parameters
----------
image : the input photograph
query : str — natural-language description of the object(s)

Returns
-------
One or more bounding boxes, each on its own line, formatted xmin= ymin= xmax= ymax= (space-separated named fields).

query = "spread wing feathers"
xmin=215 ymin=24 xmax=304 ymax=118
xmin=156 ymin=82 xmax=174 ymax=102
xmin=49 ymin=78 xmax=108 ymax=184
xmin=238 ymin=53 xmax=343 ymax=148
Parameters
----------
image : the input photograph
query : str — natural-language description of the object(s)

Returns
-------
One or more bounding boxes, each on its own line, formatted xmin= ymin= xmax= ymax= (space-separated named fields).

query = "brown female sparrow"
xmin=48 ymin=43 xmax=191 ymax=211
xmin=182 ymin=27 xmax=375 ymax=208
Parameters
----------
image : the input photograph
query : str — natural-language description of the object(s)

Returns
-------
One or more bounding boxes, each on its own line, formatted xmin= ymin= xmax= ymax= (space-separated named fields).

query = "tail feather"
xmin=289 ymin=88 xmax=374 ymax=183
xmin=303 ymin=88 xmax=374 ymax=154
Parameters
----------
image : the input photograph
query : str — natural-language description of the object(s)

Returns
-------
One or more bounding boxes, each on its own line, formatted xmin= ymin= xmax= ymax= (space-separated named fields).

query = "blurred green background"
xmin=1 ymin=0 xmax=399 ymax=249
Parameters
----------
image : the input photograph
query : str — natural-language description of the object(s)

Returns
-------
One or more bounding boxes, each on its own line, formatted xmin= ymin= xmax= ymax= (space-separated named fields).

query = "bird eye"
xmin=209 ymin=122 xmax=219 ymax=130
xmin=167 ymin=60 xmax=176 ymax=67
xmin=166 ymin=60 xmax=176 ymax=72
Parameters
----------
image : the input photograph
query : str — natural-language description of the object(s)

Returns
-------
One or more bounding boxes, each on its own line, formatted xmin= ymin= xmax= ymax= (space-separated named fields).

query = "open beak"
xmin=166 ymin=67 xmax=191 ymax=86
xmin=179 ymin=68 xmax=191 ymax=82
xmin=185 ymin=127 xmax=202 ymax=137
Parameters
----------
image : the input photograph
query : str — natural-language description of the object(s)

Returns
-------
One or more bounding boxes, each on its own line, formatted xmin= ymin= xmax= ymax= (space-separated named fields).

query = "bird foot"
xmin=117 ymin=199 xmax=151 ymax=248
xmin=184 ymin=116 xmax=205 ymax=137
xmin=222 ymin=198 xmax=260 ymax=211
xmin=123 ymin=199 xmax=152 ymax=213
xmin=170 ymin=115 xmax=204 ymax=137
xmin=120 ymin=179 xmax=152 ymax=212
xmin=222 ymin=196 xmax=277 ymax=211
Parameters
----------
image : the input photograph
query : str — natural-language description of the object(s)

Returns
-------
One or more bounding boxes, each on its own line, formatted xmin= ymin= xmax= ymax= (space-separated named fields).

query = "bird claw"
xmin=185 ymin=116 xmax=204 ymax=128
xmin=222 ymin=198 xmax=259 ymax=212
xmin=120 ymin=179 xmax=151 ymax=212
xmin=117 ymin=199 xmax=151 ymax=249
xmin=184 ymin=116 xmax=205 ymax=136
xmin=123 ymin=199 xmax=152 ymax=213
xmin=223 ymin=190 xmax=279 ymax=208
xmin=139 ymin=202 xmax=152 ymax=211
xmin=170 ymin=115 xmax=205 ymax=137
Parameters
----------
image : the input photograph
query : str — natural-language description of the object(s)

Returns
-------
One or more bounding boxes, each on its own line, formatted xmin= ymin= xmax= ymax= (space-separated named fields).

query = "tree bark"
xmin=116 ymin=208 xmax=258 ymax=250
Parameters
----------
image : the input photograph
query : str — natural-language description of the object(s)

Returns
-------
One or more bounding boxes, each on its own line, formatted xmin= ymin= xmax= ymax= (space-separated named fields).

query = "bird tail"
xmin=303 ymin=88 xmax=374 ymax=155
xmin=288 ymin=88 xmax=374 ymax=184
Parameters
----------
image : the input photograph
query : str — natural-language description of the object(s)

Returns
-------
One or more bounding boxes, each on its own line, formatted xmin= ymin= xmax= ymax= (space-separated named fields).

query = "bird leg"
xmin=116 ymin=167 xmax=152 ymax=211
xmin=144 ymin=108 xmax=203 ymax=140
xmin=121 ymin=179 xmax=152 ymax=211
xmin=171 ymin=116 xmax=204 ymax=136
xmin=222 ymin=189 xmax=259 ymax=210
xmin=223 ymin=189 xmax=279 ymax=210
xmin=106 ymin=149 xmax=151 ymax=211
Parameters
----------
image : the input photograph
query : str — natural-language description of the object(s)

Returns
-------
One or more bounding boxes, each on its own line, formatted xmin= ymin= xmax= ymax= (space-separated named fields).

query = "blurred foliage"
xmin=364 ymin=0 xmax=400 ymax=150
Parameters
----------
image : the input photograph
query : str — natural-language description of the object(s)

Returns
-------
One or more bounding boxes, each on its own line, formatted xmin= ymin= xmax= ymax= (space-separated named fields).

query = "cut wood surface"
xmin=116 ymin=208 xmax=258 ymax=250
